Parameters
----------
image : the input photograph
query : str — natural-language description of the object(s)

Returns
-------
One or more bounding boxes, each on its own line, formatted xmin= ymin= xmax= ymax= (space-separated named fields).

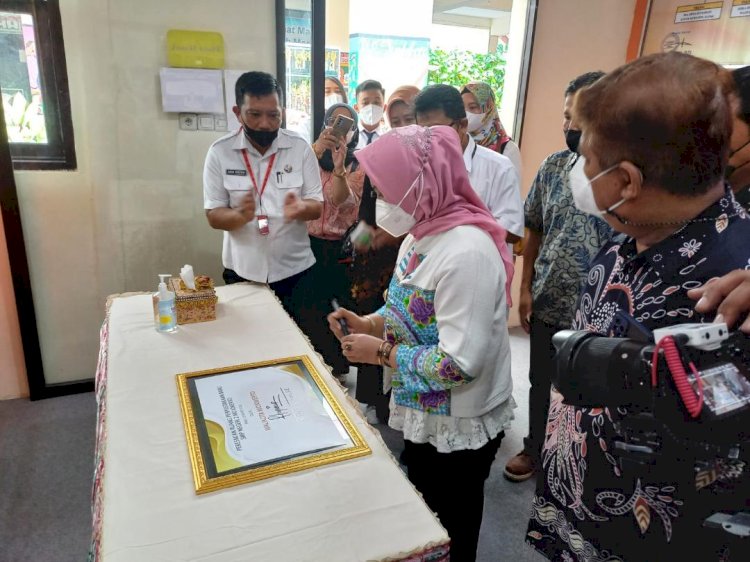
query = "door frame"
xmin=0 ymin=97 xmax=92 ymax=400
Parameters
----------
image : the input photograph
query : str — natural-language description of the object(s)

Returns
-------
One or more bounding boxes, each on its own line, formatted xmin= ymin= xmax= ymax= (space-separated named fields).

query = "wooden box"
xmin=169 ymin=276 xmax=218 ymax=324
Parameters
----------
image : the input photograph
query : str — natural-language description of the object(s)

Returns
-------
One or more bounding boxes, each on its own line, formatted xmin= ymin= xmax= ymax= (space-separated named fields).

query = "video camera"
xmin=552 ymin=318 xmax=750 ymax=543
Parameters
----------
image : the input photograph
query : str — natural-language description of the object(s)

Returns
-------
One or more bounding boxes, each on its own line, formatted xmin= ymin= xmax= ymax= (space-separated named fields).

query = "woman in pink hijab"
xmin=328 ymin=125 xmax=515 ymax=562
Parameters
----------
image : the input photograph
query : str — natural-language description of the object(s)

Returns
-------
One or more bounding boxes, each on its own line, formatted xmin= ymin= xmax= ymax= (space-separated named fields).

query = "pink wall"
xmin=0 ymin=211 xmax=28 ymax=399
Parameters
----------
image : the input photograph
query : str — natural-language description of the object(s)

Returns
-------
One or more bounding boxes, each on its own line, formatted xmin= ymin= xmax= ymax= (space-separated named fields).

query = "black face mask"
xmin=243 ymin=125 xmax=278 ymax=148
xmin=565 ymin=129 xmax=582 ymax=153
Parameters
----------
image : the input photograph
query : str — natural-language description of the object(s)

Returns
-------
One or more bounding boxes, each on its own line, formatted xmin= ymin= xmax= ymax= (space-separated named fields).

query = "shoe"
xmin=504 ymin=451 xmax=535 ymax=482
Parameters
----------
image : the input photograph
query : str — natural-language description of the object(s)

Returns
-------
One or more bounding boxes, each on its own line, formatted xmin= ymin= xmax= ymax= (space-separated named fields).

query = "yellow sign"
xmin=167 ymin=29 xmax=224 ymax=69
xmin=675 ymin=2 xmax=723 ymax=22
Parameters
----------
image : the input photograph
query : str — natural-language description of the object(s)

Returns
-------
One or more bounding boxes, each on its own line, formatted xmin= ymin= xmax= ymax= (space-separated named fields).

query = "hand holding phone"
xmin=330 ymin=114 xmax=355 ymax=140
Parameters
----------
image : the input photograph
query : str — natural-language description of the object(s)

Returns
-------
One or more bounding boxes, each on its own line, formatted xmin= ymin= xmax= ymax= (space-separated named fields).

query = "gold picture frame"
xmin=176 ymin=355 xmax=371 ymax=494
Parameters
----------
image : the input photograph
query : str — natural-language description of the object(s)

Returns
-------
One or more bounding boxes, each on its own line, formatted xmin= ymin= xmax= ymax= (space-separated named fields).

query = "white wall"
xmin=11 ymin=0 xmax=276 ymax=385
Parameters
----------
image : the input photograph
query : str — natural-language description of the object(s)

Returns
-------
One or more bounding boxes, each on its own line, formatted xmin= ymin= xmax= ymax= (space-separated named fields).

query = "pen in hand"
xmin=331 ymin=299 xmax=350 ymax=336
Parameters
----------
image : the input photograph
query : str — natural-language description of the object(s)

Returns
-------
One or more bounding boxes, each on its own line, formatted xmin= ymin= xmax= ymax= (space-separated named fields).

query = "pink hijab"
xmin=355 ymin=125 xmax=515 ymax=304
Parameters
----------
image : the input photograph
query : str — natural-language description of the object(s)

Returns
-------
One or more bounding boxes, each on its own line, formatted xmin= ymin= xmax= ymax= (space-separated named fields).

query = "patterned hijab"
xmin=461 ymin=81 xmax=511 ymax=153
xmin=355 ymin=125 xmax=514 ymax=303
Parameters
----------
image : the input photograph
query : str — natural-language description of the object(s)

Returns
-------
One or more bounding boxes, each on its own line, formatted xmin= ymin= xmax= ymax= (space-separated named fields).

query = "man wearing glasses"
xmin=203 ymin=71 xmax=323 ymax=324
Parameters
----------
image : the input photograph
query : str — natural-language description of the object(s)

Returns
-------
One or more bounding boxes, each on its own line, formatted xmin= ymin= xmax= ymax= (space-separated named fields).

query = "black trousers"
xmin=223 ymin=267 xmax=315 ymax=332
xmin=307 ymin=236 xmax=353 ymax=374
xmin=402 ymin=432 xmax=504 ymax=562
xmin=523 ymin=316 xmax=566 ymax=459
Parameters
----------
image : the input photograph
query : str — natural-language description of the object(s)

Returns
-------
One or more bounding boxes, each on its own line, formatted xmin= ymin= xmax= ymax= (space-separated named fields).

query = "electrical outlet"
xmin=179 ymin=113 xmax=198 ymax=131
xmin=198 ymin=114 xmax=215 ymax=131
xmin=214 ymin=115 xmax=228 ymax=131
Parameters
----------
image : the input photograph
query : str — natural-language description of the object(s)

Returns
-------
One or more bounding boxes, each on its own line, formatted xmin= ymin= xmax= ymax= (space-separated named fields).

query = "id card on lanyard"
xmin=241 ymin=149 xmax=277 ymax=235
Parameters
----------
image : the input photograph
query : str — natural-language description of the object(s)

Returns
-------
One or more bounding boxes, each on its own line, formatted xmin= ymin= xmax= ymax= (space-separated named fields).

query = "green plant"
xmin=427 ymin=47 xmax=506 ymax=101
xmin=2 ymin=91 xmax=47 ymax=144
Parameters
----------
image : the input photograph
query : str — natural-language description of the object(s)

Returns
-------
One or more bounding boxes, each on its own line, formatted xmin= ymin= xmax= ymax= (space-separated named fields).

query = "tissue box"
xmin=169 ymin=276 xmax=217 ymax=324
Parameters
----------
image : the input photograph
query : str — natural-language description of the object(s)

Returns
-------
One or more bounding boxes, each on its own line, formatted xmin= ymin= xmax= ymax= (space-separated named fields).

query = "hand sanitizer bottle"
xmin=155 ymin=274 xmax=177 ymax=333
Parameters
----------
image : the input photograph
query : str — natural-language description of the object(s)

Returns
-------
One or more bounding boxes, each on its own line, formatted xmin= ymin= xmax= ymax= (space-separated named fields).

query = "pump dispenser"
xmin=155 ymin=274 xmax=177 ymax=332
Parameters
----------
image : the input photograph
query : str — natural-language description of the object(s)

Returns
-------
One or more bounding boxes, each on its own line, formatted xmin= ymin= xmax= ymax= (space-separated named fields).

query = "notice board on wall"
xmin=638 ymin=0 xmax=750 ymax=66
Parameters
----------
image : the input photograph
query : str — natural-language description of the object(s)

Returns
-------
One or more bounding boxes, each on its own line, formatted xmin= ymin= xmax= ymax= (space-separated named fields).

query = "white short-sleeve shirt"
xmin=463 ymin=136 xmax=524 ymax=248
xmin=203 ymin=128 xmax=323 ymax=283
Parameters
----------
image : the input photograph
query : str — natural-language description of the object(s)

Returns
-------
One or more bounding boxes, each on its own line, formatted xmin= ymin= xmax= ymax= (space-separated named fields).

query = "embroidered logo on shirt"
xmin=226 ymin=169 xmax=247 ymax=176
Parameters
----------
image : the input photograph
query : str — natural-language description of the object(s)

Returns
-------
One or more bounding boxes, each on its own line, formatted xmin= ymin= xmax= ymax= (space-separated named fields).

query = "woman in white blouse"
xmin=328 ymin=125 xmax=516 ymax=562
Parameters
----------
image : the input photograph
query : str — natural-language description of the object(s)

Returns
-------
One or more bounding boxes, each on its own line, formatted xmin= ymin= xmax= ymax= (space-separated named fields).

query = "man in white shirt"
xmin=203 ymin=71 xmax=323 ymax=322
xmin=414 ymin=85 xmax=524 ymax=248
xmin=354 ymin=79 xmax=389 ymax=149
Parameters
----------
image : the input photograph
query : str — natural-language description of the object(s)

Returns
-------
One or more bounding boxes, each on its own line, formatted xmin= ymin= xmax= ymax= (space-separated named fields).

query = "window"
xmin=0 ymin=0 xmax=75 ymax=170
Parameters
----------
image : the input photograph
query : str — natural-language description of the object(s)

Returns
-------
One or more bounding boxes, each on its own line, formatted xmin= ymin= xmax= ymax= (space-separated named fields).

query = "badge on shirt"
xmin=284 ymin=164 xmax=293 ymax=173
xmin=257 ymin=215 xmax=269 ymax=236
xmin=226 ymin=169 xmax=247 ymax=176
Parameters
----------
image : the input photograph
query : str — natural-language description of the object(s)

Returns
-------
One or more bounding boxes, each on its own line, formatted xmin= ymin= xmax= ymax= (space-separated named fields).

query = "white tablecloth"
xmin=98 ymin=284 xmax=448 ymax=561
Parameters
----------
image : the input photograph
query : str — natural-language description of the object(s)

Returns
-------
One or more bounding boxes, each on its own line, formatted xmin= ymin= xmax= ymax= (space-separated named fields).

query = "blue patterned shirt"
xmin=524 ymin=150 xmax=613 ymax=327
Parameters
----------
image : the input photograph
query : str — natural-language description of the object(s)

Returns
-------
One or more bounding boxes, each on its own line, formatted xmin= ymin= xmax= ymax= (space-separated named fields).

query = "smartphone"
xmin=331 ymin=299 xmax=350 ymax=336
xmin=330 ymin=114 xmax=355 ymax=140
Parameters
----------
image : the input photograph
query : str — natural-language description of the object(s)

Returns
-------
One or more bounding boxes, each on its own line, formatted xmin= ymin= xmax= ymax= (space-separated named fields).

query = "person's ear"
xmin=618 ymin=161 xmax=644 ymax=201
xmin=232 ymin=106 xmax=241 ymax=123
xmin=354 ymin=103 xmax=360 ymax=112
xmin=382 ymin=103 xmax=388 ymax=113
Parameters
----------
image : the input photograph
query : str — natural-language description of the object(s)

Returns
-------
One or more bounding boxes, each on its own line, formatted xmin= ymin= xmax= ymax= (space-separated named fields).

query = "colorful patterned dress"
xmin=526 ymin=188 xmax=750 ymax=561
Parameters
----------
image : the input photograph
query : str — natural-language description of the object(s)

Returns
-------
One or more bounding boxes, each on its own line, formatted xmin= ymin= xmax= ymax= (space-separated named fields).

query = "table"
xmin=90 ymin=284 xmax=449 ymax=562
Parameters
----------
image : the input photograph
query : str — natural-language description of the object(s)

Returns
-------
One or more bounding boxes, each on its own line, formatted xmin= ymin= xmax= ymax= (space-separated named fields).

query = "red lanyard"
xmin=241 ymin=149 xmax=277 ymax=202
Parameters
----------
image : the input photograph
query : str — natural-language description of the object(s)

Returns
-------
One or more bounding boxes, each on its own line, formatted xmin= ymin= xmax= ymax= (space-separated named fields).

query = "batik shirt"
xmin=527 ymin=188 xmax=750 ymax=561
xmin=524 ymin=150 xmax=612 ymax=328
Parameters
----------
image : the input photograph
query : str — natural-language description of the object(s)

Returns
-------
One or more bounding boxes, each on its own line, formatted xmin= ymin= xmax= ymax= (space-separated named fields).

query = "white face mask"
xmin=569 ymin=156 xmax=625 ymax=217
xmin=324 ymin=93 xmax=343 ymax=109
xmin=466 ymin=111 xmax=485 ymax=133
xmin=359 ymin=104 xmax=384 ymax=127
xmin=375 ymin=174 xmax=423 ymax=237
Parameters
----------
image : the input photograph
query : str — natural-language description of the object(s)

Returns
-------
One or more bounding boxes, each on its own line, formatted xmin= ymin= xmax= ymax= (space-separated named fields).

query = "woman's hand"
xmin=688 ymin=270 xmax=750 ymax=333
xmin=340 ymin=334 xmax=383 ymax=365
xmin=327 ymin=307 xmax=371 ymax=340
xmin=313 ymin=127 xmax=340 ymax=159
xmin=332 ymin=141 xmax=346 ymax=174
xmin=370 ymin=228 xmax=400 ymax=250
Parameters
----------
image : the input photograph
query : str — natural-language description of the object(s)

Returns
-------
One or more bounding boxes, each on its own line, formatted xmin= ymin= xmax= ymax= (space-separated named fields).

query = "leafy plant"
xmin=427 ymin=46 xmax=506 ymax=102
xmin=2 ymin=91 xmax=47 ymax=144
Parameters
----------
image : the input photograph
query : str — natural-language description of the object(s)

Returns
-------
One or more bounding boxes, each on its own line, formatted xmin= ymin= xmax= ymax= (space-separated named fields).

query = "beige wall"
xmin=518 ymin=0 xmax=636 ymax=192
xmin=326 ymin=0 xmax=350 ymax=52
xmin=0 ymin=212 xmax=28 ymax=399
xmin=510 ymin=0 xmax=636 ymax=315
xmin=7 ymin=0 xmax=275 ymax=389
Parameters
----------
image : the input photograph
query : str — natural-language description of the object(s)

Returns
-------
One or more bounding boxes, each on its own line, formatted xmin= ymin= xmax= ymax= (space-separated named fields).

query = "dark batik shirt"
xmin=527 ymin=187 xmax=750 ymax=561
xmin=524 ymin=150 xmax=613 ymax=328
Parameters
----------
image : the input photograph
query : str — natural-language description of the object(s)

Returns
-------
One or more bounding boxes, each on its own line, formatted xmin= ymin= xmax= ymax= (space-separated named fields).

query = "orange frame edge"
xmin=627 ymin=0 xmax=651 ymax=62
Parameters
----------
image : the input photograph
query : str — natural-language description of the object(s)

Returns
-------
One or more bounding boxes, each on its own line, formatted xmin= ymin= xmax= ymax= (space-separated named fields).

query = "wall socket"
xmin=179 ymin=113 xmax=198 ymax=131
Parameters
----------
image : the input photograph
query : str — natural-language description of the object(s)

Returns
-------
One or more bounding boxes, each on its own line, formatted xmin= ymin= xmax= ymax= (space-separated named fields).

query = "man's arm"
xmin=283 ymin=193 xmax=322 ymax=221
xmin=203 ymin=148 xmax=255 ymax=231
xmin=519 ymin=229 xmax=541 ymax=333
xmin=287 ymin=141 xmax=324 ymax=221
xmin=206 ymin=199 xmax=254 ymax=231
xmin=485 ymin=160 xmax=524 ymax=243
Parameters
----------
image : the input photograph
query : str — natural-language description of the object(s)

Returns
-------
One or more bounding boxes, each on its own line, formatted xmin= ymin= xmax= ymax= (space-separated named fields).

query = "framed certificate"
xmin=176 ymin=356 xmax=371 ymax=494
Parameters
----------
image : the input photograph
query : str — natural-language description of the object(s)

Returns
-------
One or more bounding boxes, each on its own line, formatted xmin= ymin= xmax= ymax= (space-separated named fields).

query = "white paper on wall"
xmin=159 ymin=68 xmax=224 ymax=113
xmin=223 ymin=69 xmax=246 ymax=131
